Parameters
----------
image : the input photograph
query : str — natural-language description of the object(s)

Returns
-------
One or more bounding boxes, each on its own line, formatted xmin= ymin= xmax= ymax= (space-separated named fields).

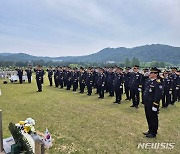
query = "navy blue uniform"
xmin=170 ymin=73 xmax=179 ymax=104
xmin=143 ymin=79 xmax=162 ymax=136
xmin=97 ymin=73 xmax=106 ymax=98
xmin=17 ymin=69 xmax=23 ymax=84
xmin=58 ymin=71 xmax=64 ymax=88
xmin=79 ymin=72 xmax=86 ymax=93
xmin=162 ymin=77 xmax=172 ymax=107
xmin=72 ymin=72 xmax=78 ymax=91
xmin=128 ymin=72 xmax=142 ymax=107
xmin=141 ymin=74 xmax=149 ymax=103
xmin=25 ymin=69 xmax=32 ymax=83
xmin=47 ymin=70 xmax=53 ymax=86
xmin=36 ymin=70 xmax=43 ymax=92
xmin=66 ymin=71 xmax=72 ymax=90
xmin=124 ymin=72 xmax=131 ymax=100
xmin=107 ymin=72 xmax=115 ymax=96
xmin=54 ymin=70 xmax=59 ymax=87
xmin=85 ymin=73 xmax=93 ymax=95
xmin=113 ymin=73 xmax=124 ymax=103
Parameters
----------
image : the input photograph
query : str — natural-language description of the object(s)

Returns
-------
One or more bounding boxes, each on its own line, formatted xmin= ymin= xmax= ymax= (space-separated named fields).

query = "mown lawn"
xmin=0 ymin=75 xmax=179 ymax=154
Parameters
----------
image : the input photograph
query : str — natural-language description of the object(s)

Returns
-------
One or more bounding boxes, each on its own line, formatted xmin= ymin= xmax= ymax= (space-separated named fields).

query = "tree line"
xmin=0 ymin=57 xmax=175 ymax=69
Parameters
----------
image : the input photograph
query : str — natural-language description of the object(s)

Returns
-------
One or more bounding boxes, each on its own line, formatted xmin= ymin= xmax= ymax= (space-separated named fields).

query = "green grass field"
xmin=0 ymin=75 xmax=180 ymax=154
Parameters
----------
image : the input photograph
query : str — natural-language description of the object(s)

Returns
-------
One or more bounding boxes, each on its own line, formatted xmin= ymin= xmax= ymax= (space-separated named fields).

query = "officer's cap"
xmin=171 ymin=67 xmax=177 ymax=70
xmin=163 ymin=69 xmax=170 ymax=73
xmin=133 ymin=65 xmax=139 ymax=68
xmin=150 ymin=67 xmax=160 ymax=74
xmin=125 ymin=67 xmax=131 ymax=70
xmin=117 ymin=67 xmax=123 ymax=70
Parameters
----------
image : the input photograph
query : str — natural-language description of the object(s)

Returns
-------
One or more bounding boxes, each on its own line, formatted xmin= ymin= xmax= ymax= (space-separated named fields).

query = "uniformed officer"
xmin=128 ymin=65 xmax=142 ymax=108
xmin=58 ymin=67 xmax=64 ymax=89
xmin=47 ymin=66 xmax=53 ymax=86
xmin=170 ymin=67 xmax=179 ymax=105
xmin=25 ymin=67 xmax=32 ymax=83
xmin=107 ymin=68 xmax=115 ymax=97
xmin=63 ymin=67 xmax=68 ymax=87
xmin=54 ymin=67 xmax=59 ymax=88
xmin=113 ymin=67 xmax=124 ymax=104
xmin=97 ymin=68 xmax=106 ymax=99
xmin=124 ymin=67 xmax=131 ymax=100
xmin=17 ymin=67 xmax=23 ymax=84
xmin=143 ymin=67 xmax=162 ymax=138
xmin=72 ymin=68 xmax=78 ymax=91
xmin=35 ymin=65 xmax=43 ymax=92
xmin=141 ymin=68 xmax=149 ymax=104
xmin=162 ymin=70 xmax=172 ymax=108
xmin=66 ymin=67 xmax=72 ymax=90
xmin=85 ymin=67 xmax=93 ymax=95
xmin=79 ymin=67 xmax=86 ymax=93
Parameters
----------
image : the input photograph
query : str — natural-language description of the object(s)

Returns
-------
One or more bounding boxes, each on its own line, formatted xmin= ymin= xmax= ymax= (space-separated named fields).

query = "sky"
xmin=0 ymin=0 xmax=180 ymax=57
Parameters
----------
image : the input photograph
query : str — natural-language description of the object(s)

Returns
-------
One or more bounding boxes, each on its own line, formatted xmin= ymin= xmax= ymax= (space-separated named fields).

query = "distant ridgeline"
xmin=0 ymin=44 xmax=179 ymax=67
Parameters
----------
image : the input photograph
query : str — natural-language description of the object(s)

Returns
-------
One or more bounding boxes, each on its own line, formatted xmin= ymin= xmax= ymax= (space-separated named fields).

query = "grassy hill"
xmin=0 ymin=76 xmax=180 ymax=153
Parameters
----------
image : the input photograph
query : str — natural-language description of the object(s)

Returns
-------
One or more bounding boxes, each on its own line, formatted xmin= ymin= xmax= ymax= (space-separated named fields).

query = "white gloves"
xmin=138 ymin=88 xmax=141 ymax=92
xmin=152 ymin=107 xmax=157 ymax=112
xmin=169 ymin=91 xmax=172 ymax=94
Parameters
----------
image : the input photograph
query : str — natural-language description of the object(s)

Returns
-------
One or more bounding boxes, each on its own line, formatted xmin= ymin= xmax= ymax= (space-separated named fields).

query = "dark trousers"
xmin=162 ymin=90 xmax=171 ymax=107
xmin=41 ymin=77 xmax=44 ymax=84
xmin=145 ymin=106 xmax=158 ymax=135
xmin=107 ymin=83 xmax=114 ymax=96
xmin=99 ymin=85 xmax=104 ymax=98
xmin=87 ymin=84 xmax=92 ymax=95
xmin=96 ymin=82 xmax=99 ymax=94
xmin=130 ymin=88 xmax=139 ymax=106
xmin=19 ymin=76 xmax=22 ymax=84
xmin=171 ymin=88 xmax=177 ymax=104
xmin=115 ymin=87 xmax=122 ymax=102
xmin=54 ymin=78 xmax=59 ymax=87
xmin=36 ymin=79 xmax=42 ymax=91
xmin=79 ymin=83 xmax=85 ymax=93
xmin=48 ymin=77 xmax=52 ymax=86
xmin=59 ymin=79 xmax=63 ymax=88
xmin=125 ymin=85 xmax=130 ymax=99
xmin=27 ymin=76 xmax=31 ymax=83
xmin=64 ymin=79 xmax=67 ymax=87
xmin=67 ymin=80 xmax=71 ymax=90
xmin=73 ymin=81 xmax=78 ymax=91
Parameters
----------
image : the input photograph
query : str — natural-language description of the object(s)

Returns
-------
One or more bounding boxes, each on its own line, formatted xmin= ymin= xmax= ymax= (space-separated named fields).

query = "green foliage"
xmin=8 ymin=122 xmax=33 ymax=154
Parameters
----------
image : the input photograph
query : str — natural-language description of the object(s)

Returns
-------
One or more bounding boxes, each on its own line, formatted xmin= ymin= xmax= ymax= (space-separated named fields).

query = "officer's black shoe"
xmin=130 ymin=105 xmax=135 ymax=107
xmin=125 ymin=98 xmax=129 ymax=100
xmin=98 ymin=97 xmax=104 ymax=99
xmin=146 ymin=134 xmax=156 ymax=138
xmin=87 ymin=94 xmax=91 ymax=96
xmin=143 ymin=131 xmax=150 ymax=135
xmin=117 ymin=101 xmax=121 ymax=104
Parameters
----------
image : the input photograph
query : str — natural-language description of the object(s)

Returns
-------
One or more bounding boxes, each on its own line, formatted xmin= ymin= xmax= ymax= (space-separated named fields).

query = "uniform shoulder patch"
xmin=156 ymin=79 xmax=161 ymax=83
